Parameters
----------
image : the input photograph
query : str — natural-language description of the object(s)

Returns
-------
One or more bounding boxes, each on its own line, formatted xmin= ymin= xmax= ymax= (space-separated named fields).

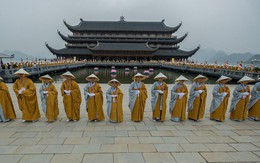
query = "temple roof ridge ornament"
xmin=120 ymin=16 xmax=125 ymax=22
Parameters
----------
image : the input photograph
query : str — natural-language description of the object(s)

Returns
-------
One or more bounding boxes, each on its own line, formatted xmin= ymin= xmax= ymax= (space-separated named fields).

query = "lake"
xmin=31 ymin=66 xmax=224 ymax=84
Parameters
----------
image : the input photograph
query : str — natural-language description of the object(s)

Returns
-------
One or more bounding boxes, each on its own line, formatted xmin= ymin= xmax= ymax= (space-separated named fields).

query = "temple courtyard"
xmin=1 ymin=83 xmax=260 ymax=163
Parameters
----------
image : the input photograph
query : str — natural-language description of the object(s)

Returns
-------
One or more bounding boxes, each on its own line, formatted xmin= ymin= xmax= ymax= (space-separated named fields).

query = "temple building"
xmin=46 ymin=16 xmax=200 ymax=61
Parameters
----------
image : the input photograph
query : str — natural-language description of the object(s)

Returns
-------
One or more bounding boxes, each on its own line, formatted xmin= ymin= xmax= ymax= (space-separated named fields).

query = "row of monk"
xmin=0 ymin=68 xmax=259 ymax=123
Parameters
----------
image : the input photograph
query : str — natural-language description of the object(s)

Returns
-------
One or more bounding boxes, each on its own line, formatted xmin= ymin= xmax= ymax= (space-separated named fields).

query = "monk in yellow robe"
xmin=151 ymin=73 xmax=168 ymax=122
xmin=230 ymin=76 xmax=254 ymax=121
xmin=209 ymin=76 xmax=231 ymax=122
xmin=106 ymin=79 xmax=123 ymax=123
xmin=169 ymin=75 xmax=189 ymax=122
xmin=39 ymin=74 xmax=59 ymax=123
xmin=129 ymin=73 xmax=148 ymax=122
xmin=187 ymin=74 xmax=208 ymax=121
xmin=0 ymin=77 xmax=16 ymax=122
xmin=84 ymin=74 xmax=104 ymax=121
xmin=248 ymin=77 xmax=260 ymax=121
xmin=60 ymin=71 xmax=81 ymax=122
xmin=13 ymin=68 xmax=40 ymax=122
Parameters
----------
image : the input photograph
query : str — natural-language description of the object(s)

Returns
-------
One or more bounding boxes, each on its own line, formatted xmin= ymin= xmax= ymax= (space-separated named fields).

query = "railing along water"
xmin=1 ymin=62 xmax=259 ymax=82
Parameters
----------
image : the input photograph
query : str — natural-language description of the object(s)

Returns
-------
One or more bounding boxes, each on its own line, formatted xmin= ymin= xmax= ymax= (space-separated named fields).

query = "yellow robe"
xmin=108 ymin=87 xmax=123 ymax=123
xmin=188 ymin=84 xmax=207 ymax=120
xmin=131 ymin=82 xmax=148 ymax=122
xmin=248 ymin=100 xmax=260 ymax=120
xmin=230 ymin=86 xmax=250 ymax=121
xmin=171 ymin=84 xmax=188 ymax=121
xmin=0 ymin=82 xmax=16 ymax=120
xmin=210 ymin=86 xmax=230 ymax=122
xmin=13 ymin=78 xmax=40 ymax=121
xmin=87 ymin=83 xmax=104 ymax=121
xmin=248 ymin=88 xmax=260 ymax=120
xmin=152 ymin=82 xmax=168 ymax=121
xmin=40 ymin=84 xmax=59 ymax=122
xmin=61 ymin=80 xmax=81 ymax=121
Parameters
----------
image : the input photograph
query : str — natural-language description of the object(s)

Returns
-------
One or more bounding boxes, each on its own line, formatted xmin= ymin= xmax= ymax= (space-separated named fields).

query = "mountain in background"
xmin=2 ymin=50 xmax=34 ymax=61
xmin=208 ymin=50 xmax=228 ymax=63
xmin=227 ymin=52 xmax=253 ymax=64
xmin=246 ymin=54 xmax=260 ymax=62
xmin=189 ymin=48 xmax=220 ymax=62
xmin=1 ymin=50 xmax=53 ymax=62
xmin=190 ymin=48 xmax=256 ymax=64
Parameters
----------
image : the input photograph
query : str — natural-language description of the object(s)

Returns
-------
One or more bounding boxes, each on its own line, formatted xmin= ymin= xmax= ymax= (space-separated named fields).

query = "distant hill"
xmin=208 ymin=50 xmax=228 ymax=63
xmin=191 ymin=48 xmax=254 ymax=64
xmin=226 ymin=52 xmax=253 ymax=64
xmin=1 ymin=50 xmax=35 ymax=62
xmin=246 ymin=54 xmax=260 ymax=63
xmin=190 ymin=48 xmax=219 ymax=62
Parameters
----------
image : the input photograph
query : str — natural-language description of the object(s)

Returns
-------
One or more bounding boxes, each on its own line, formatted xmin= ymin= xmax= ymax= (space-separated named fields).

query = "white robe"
xmin=106 ymin=87 xmax=117 ymax=117
xmin=39 ymin=83 xmax=50 ymax=114
xmin=187 ymin=82 xmax=202 ymax=111
xmin=0 ymin=104 xmax=6 ymax=122
xmin=128 ymin=82 xmax=142 ymax=112
xmin=151 ymin=81 xmax=164 ymax=112
xmin=209 ymin=84 xmax=227 ymax=113
xmin=229 ymin=84 xmax=248 ymax=112
xmin=83 ymin=82 xmax=96 ymax=112
xmin=248 ymin=82 xmax=260 ymax=109
xmin=169 ymin=83 xmax=182 ymax=113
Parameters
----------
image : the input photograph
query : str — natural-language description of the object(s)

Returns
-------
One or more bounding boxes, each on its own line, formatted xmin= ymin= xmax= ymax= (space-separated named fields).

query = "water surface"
xmin=31 ymin=67 xmax=222 ymax=84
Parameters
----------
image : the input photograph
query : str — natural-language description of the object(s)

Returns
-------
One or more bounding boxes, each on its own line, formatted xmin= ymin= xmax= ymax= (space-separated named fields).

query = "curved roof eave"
xmin=63 ymin=19 xmax=183 ymax=33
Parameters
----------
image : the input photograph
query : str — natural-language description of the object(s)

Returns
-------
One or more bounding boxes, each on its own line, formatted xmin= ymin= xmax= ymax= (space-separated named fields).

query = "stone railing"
xmin=1 ymin=61 xmax=259 ymax=82
xmin=0 ymin=62 xmax=86 ymax=82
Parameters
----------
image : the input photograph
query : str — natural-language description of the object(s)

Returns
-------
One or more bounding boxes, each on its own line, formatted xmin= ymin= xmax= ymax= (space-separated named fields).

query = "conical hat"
xmin=39 ymin=74 xmax=53 ymax=81
xmin=108 ymin=79 xmax=121 ymax=86
xmin=193 ymin=74 xmax=208 ymax=81
xmin=237 ymin=76 xmax=255 ymax=83
xmin=0 ymin=77 xmax=3 ymax=81
xmin=154 ymin=72 xmax=167 ymax=80
xmin=14 ymin=68 xmax=30 ymax=76
xmin=216 ymin=75 xmax=232 ymax=83
xmin=175 ymin=75 xmax=188 ymax=82
xmin=86 ymin=74 xmax=99 ymax=81
xmin=132 ymin=73 xmax=146 ymax=80
xmin=60 ymin=71 xmax=75 ymax=79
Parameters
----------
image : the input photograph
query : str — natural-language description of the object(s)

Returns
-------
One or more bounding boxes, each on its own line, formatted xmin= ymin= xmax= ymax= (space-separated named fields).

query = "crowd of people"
xmin=0 ymin=68 xmax=259 ymax=123
xmin=1 ymin=59 xmax=258 ymax=73
xmin=168 ymin=60 xmax=257 ymax=73
xmin=0 ymin=59 xmax=85 ymax=70
xmin=85 ymin=59 xmax=258 ymax=73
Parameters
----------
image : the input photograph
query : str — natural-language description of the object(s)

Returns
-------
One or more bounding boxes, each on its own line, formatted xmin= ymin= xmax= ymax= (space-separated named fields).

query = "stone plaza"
xmin=0 ymin=83 xmax=260 ymax=163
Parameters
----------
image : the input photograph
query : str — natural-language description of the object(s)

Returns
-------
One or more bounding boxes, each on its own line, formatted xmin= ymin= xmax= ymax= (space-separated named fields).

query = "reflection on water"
xmin=31 ymin=66 xmax=222 ymax=84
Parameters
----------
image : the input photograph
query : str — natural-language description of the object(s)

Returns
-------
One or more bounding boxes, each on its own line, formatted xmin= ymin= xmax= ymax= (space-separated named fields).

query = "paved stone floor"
xmin=0 ymin=84 xmax=260 ymax=163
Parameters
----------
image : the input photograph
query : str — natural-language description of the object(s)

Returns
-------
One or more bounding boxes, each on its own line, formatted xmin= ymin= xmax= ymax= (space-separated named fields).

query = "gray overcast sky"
xmin=0 ymin=0 xmax=260 ymax=57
